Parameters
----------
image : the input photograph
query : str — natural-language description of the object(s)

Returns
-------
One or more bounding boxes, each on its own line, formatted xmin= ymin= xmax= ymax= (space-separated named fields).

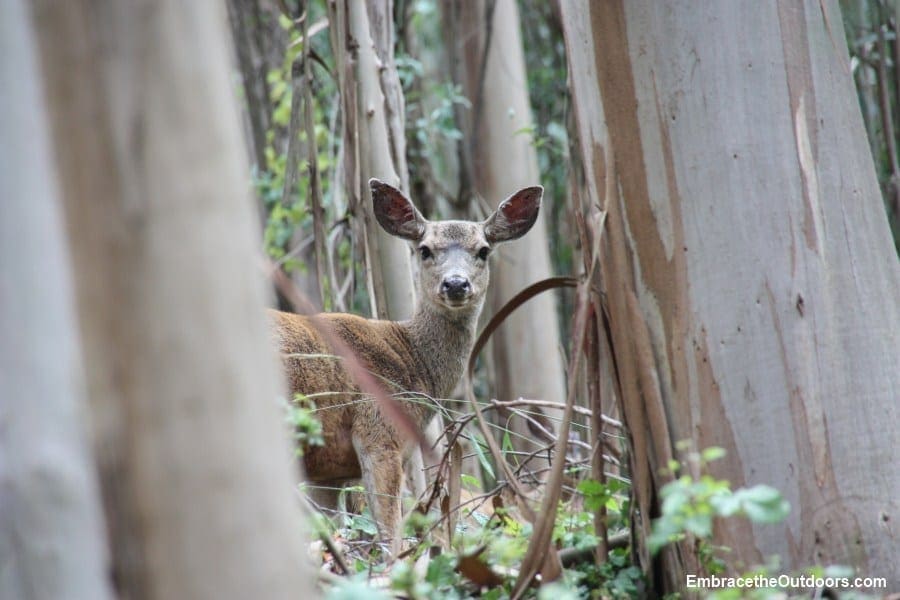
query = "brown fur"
xmin=270 ymin=179 xmax=542 ymax=545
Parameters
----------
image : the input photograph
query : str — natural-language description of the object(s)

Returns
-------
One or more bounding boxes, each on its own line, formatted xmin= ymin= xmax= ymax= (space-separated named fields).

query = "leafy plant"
xmin=649 ymin=446 xmax=790 ymax=573
xmin=284 ymin=393 xmax=324 ymax=453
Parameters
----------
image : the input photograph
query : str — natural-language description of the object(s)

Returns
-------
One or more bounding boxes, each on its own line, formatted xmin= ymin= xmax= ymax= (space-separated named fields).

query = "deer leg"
xmin=352 ymin=434 xmax=403 ymax=550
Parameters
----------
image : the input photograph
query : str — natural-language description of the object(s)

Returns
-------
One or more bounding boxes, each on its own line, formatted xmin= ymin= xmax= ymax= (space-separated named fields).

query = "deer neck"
xmin=401 ymin=298 xmax=482 ymax=399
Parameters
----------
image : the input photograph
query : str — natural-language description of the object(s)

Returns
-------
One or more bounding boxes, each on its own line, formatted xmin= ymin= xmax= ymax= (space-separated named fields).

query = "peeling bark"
xmin=332 ymin=0 xmax=415 ymax=321
xmin=562 ymin=0 xmax=900 ymax=591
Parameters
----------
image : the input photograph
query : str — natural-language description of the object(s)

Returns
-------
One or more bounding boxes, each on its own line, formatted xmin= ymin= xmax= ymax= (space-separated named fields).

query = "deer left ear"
xmin=370 ymin=178 xmax=426 ymax=241
xmin=483 ymin=186 xmax=542 ymax=244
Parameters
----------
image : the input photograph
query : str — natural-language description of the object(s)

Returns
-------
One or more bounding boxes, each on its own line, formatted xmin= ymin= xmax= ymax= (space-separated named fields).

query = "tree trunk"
xmin=446 ymin=0 xmax=568 ymax=476
xmin=225 ymin=0 xmax=292 ymax=235
xmin=330 ymin=0 xmax=416 ymax=321
xmin=0 ymin=2 xmax=111 ymax=597
xmin=562 ymin=0 xmax=900 ymax=591
xmin=30 ymin=1 xmax=315 ymax=598
xmin=226 ymin=0 xmax=274 ymax=175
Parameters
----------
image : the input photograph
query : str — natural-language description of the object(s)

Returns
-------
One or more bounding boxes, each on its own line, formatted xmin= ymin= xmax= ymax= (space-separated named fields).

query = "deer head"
xmin=370 ymin=178 xmax=542 ymax=318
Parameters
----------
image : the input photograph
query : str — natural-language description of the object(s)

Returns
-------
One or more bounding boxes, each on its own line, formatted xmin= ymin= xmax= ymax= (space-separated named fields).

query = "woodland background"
xmin=1 ymin=1 xmax=899 ymax=599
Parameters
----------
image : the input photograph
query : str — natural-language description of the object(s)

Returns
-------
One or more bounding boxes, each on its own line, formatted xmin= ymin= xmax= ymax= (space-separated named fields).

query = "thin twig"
xmin=489 ymin=398 xmax=622 ymax=428
xmin=300 ymin=496 xmax=351 ymax=576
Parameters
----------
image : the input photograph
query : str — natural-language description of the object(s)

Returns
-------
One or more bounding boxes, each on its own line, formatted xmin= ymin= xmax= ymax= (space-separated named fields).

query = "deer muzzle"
xmin=440 ymin=275 xmax=472 ymax=303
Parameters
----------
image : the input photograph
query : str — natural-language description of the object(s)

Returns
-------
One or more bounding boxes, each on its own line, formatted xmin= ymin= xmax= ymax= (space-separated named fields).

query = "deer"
xmin=270 ymin=178 xmax=542 ymax=548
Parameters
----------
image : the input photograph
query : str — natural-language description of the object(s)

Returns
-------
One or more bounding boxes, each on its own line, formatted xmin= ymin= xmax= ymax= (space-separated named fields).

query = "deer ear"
xmin=483 ymin=186 xmax=542 ymax=243
xmin=370 ymin=178 xmax=426 ymax=241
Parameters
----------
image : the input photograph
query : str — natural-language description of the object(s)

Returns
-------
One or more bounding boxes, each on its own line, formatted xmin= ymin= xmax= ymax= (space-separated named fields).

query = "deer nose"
xmin=441 ymin=276 xmax=471 ymax=301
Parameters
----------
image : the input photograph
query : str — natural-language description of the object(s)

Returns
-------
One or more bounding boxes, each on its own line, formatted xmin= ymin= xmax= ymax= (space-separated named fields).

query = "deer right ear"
xmin=370 ymin=178 xmax=426 ymax=241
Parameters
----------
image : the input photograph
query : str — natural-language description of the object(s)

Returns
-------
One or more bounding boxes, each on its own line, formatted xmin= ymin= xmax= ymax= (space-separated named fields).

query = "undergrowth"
xmin=287 ymin=395 xmax=872 ymax=599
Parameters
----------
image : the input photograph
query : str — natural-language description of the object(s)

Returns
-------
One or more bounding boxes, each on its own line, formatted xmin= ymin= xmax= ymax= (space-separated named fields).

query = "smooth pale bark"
xmin=366 ymin=1 xmax=411 ymax=197
xmin=562 ymin=0 xmax=900 ymax=590
xmin=344 ymin=0 xmax=416 ymax=321
xmin=448 ymin=0 xmax=567 ymax=469
xmin=0 ymin=2 xmax=110 ymax=597
xmin=30 ymin=1 xmax=314 ymax=598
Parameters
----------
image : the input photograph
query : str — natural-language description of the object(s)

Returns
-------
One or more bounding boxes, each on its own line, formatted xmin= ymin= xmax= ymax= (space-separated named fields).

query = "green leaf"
xmin=326 ymin=578 xmax=393 ymax=600
xmin=501 ymin=430 xmax=513 ymax=454
xmin=701 ymin=446 xmax=727 ymax=463
xmin=470 ymin=434 xmax=495 ymax=480
xmin=460 ymin=473 xmax=480 ymax=491
xmin=683 ymin=513 xmax=713 ymax=538
xmin=577 ymin=478 xmax=604 ymax=495
xmin=660 ymin=487 xmax=689 ymax=516
xmin=648 ymin=518 xmax=684 ymax=554
xmin=349 ymin=513 xmax=378 ymax=536
xmin=710 ymin=491 xmax=741 ymax=517
xmin=735 ymin=485 xmax=790 ymax=524
xmin=578 ymin=478 xmax=612 ymax=512
xmin=425 ymin=553 xmax=458 ymax=588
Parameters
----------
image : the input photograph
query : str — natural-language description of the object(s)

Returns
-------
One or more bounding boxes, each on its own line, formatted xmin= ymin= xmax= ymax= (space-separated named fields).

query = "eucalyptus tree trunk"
xmin=445 ymin=0 xmax=567 ymax=474
xmin=30 ymin=2 xmax=315 ymax=598
xmin=562 ymin=0 xmax=900 ymax=591
xmin=329 ymin=0 xmax=415 ymax=321
xmin=0 ymin=2 xmax=110 ymax=597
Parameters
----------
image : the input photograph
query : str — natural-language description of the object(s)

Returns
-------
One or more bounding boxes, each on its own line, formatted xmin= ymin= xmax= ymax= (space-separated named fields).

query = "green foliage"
xmin=649 ymin=447 xmax=790 ymax=562
xmin=552 ymin=507 xmax=597 ymax=552
xmin=647 ymin=449 xmax=873 ymax=598
xmin=347 ymin=511 xmax=379 ymax=538
xmin=590 ymin=549 xmax=645 ymax=599
xmin=577 ymin=477 xmax=627 ymax=514
xmin=326 ymin=577 xmax=394 ymax=600
xmin=304 ymin=461 xmax=640 ymax=598
xmin=310 ymin=441 xmax=855 ymax=599
xmin=460 ymin=473 xmax=481 ymax=492
xmin=284 ymin=393 xmax=324 ymax=453
xmin=246 ymin=0 xmax=348 ymax=287
xmin=391 ymin=553 xmax=466 ymax=599
xmin=469 ymin=432 xmax=496 ymax=482
xmin=396 ymin=52 xmax=472 ymax=216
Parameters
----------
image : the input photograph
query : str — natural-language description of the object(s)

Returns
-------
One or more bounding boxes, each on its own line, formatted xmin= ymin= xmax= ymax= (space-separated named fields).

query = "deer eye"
xmin=476 ymin=246 xmax=491 ymax=261
xmin=418 ymin=246 xmax=433 ymax=260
